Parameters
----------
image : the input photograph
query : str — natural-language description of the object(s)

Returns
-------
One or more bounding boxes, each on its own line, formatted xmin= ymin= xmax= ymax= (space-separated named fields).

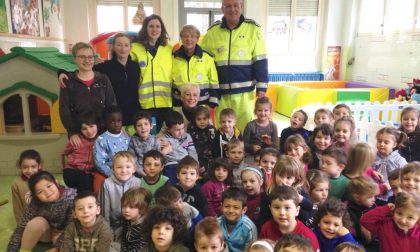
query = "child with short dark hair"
xmin=201 ymin=157 xmax=232 ymax=216
xmin=260 ymin=186 xmax=320 ymax=252
xmin=258 ymin=148 xmax=279 ymax=189
xmin=62 ymin=112 xmax=97 ymax=193
xmin=94 ymin=105 xmax=130 ymax=192
xmin=401 ymin=161 xmax=420 ymax=194
xmin=309 ymin=123 xmax=334 ymax=170
xmin=61 ymin=191 xmax=112 ymax=251
xmin=194 ymin=217 xmax=226 ymax=252
xmin=142 ymin=205 xmax=189 ymax=252
xmin=120 ymin=187 xmax=152 ymax=251
xmin=398 ymin=106 xmax=420 ymax=162
xmin=274 ymin=233 xmax=314 ymax=252
xmin=388 ymin=168 xmax=402 ymax=202
xmin=313 ymin=198 xmax=357 ymax=252
xmin=140 ymin=150 xmax=169 ymax=205
xmin=280 ymin=109 xmax=310 ymax=154
xmin=361 ymin=191 xmax=420 ymax=252
xmin=11 ymin=149 xmax=42 ymax=224
xmin=162 ymin=110 xmax=198 ymax=184
xmin=332 ymin=104 xmax=351 ymax=121
xmin=217 ymin=187 xmax=257 ymax=252
xmin=175 ymin=156 xmax=208 ymax=217
xmin=226 ymin=139 xmax=248 ymax=187
xmin=321 ymin=146 xmax=349 ymax=200
xmin=213 ymin=108 xmax=243 ymax=158
xmin=314 ymin=108 xmax=334 ymax=127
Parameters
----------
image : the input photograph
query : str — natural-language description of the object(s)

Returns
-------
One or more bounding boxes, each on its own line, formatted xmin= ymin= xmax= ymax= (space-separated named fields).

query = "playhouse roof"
xmin=0 ymin=47 xmax=77 ymax=72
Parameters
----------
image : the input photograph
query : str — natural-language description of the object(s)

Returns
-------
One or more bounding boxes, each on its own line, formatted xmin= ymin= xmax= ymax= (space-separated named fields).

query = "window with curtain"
xmin=97 ymin=0 xmax=153 ymax=33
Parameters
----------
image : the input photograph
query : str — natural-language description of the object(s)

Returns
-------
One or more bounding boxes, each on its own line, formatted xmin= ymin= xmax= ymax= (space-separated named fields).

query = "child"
xmin=187 ymin=106 xmax=216 ymax=178
xmin=155 ymin=185 xmax=203 ymax=232
xmin=62 ymin=112 xmax=97 ymax=193
xmin=128 ymin=111 xmax=162 ymax=176
xmin=241 ymin=166 xmax=271 ymax=231
xmin=243 ymin=96 xmax=279 ymax=155
xmin=8 ymin=171 xmax=77 ymax=252
xmin=121 ymin=187 xmax=152 ymax=251
xmin=334 ymin=242 xmax=366 ymax=252
xmin=321 ymin=146 xmax=349 ymax=200
xmin=314 ymin=108 xmax=334 ymax=126
xmin=245 ymin=240 xmax=275 ymax=252
xmin=346 ymin=176 xmax=379 ymax=249
xmin=273 ymin=233 xmax=314 ymax=252
xmin=61 ymin=191 xmax=112 ymax=251
xmin=373 ymin=127 xmax=408 ymax=202
xmin=333 ymin=116 xmax=356 ymax=155
xmin=300 ymin=169 xmax=330 ymax=228
xmin=401 ymin=161 xmax=420 ymax=194
xmin=313 ymin=198 xmax=357 ymax=252
xmin=194 ymin=217 xmax=227 ymax=252
xmin=11 ymin=149 xmax=42 ymax=224
xmin=258 ymin=148 xmax=279 ymax=189
xmin=285 ymin=134 xmax=312 ymax=172
xmin=142 ymin=205 xmax=189 ymax=252
xmin=226 ymin=139 xmax=248 ymax=187
xmin=260 ymin=186 xmax=320 ymax=252
xmin=94 ymin=105 xmax=130 ymax=192
xmin=175 ymin=156 xmax=208 ymax=217
xmin=213 ymin=108 xmax=243 ymax=158
xmin=309 ymin=123 xmax=334 ymax=170
xmin=360 ymin=191 xmax=420 ymax=252
xmin=201 ymin=157 xmax=233 ymax=217
xmin=99 ymin=151 xmax=140 ymax=240
xmin=388 ymin=168 xmax=402 ymax=202
xmin=217 ymin=187 xmax=258 ymax=252
xmin=162 ymin=110 xmax=198 ymax=184
xmin=140 ymin=150 xmax=170 ymax=205
xmin=399 ymin=106 xmax=420 ymax=162
xmin=332 ymin=104 xmax=351 ymax=121
xmin=280 ymin=109 xmax=310 ymax=154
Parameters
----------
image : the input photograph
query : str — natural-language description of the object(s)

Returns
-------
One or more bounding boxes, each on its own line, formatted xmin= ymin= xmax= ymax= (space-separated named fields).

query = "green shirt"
xmin=140 ymin=175 xmax=169 ymax=206
xmin=328 ymin=174 xmax=349 ymax=200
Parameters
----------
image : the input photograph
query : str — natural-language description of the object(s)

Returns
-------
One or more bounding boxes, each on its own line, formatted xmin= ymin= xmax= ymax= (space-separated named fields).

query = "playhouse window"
xmin=28 ymin=95 xmax=51 ymax=133
xmin=4 ymin=95 xmax=24 ymax=133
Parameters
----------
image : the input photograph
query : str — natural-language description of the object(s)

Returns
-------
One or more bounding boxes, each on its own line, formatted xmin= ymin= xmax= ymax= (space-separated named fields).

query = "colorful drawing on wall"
xmin=10 ymin=0 xmax=41 ymax=36
xmin=326 ymin=46 xmax=341 ymax=80
xmin=0 ymin=0 xmax=8 ymax=33
xmin=42 ymin=0 xmax=62 ymax=38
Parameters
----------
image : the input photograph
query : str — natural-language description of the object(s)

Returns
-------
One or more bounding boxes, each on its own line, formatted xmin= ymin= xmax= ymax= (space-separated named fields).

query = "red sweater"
xmin=360 ymin=205 xmax=420 ymax=252
xmin=62 ymin=134 xmax=95 ymax=172
xmin=260 ymin=219 xmax=320 ymax=252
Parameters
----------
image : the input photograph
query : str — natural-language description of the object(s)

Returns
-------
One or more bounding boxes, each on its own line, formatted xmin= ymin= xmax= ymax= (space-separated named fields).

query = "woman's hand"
xmin=69 ymin=134 xmax=82 ymax=148
xmin=58 ymin=73 xmax=69 ymax=88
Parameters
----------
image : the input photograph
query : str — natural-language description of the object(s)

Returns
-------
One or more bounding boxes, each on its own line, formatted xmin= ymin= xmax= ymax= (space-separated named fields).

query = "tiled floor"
xmin=0 ymin=113 xmax=291 ymax=251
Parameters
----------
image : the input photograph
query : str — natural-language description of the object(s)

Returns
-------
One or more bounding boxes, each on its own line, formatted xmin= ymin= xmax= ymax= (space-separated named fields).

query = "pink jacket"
xmin=62 ymin=134 xmax=96 ymax=172
xmin=201 ymin=179 xmax=228 ymax=217
xmin=360 ymin=205 xmax=420 ymax=252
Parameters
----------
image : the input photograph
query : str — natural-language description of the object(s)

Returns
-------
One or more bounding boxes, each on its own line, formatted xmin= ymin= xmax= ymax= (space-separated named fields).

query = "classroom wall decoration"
xmin=42 ymin=0 xmax=62 ymax=38
xmin=10 ymin=0 xmax=42 ymax=36
xmin=0 ymin=0 xmax=8 ymax=33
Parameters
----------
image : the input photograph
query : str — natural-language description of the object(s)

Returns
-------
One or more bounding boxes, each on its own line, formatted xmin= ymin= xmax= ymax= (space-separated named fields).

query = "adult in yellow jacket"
xmin=201 ymin=0 xmax=268 ymax=131
xmin=130 ymin=14 xmax=173 ymax=131
xmin=172 ymin=25 xmax=219 ymax=108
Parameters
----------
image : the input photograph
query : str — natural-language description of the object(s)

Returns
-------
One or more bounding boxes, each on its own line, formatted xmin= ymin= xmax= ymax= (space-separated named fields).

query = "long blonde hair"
xmin=345 ymin=143 xmax=376 ymax=177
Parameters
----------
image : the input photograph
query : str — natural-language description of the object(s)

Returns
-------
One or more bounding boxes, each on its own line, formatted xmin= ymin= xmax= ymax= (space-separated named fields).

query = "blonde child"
xmin=309 ymin=123 xmax=334 ymax=170
xmin=285 ymin=134 xmax=312 ymax=172
xmin=360 ymin=191 xmax=420 ymax=251
xmin=213 ymin=108 xmax=243 ymax=158
xmin=398 ymin=107 xmax=420 ymax=162
xmin=314 ymin=108 xmax=334 ymax=127
xmin=140 ymin=150 xmax=169 ymax=205
xmin=142 ymin=206 xmax=189 ymax=252
xmin=373 ymin=127 xmax=407 ymax=202
xmin=269 ymin=155 xmax=312 ymax=215
xmin=62 ymin=112 xmax=97 ymax=192
xmin=280 ymin=109 xmax=310 ymax=153
xmin=61 ymin=191 xmax=112 ymax=251
xmin=121 ymin=187 xmax=152 ymax=251
xmin=99 ymin=151 xmax=141 ymax=240
xmin=332 ymin=104 xmax=351 ymax=121
xmin=241 ymin=167 xmax=270 ymax=231
xmin=245 ymin=240 xmax=275 ymax=252
xmin=313 ymin=198 xmax=357 ymax=252
xmin=201 ymin=157 xmax=233 ymax=216
xmin=226 ymin=139 xmax=248 ymax=187
xmin=8 ymin=171 xmax=77 ymax=252
xmin=11 ymin=149 xmax=42 ymax=224
xmin=300 ymin=169 xmax=330 ymax=228
xmin=401 ymin=161 xmax=420 ymax=194
xmin=333 ymin=116 xmax=356 ymax=155
xmin=194 ymin=217 xmax=227 ymax=252
xmin=347 ymin=177 xmax=379 ymax=249
xmin=273 ymin=233 xmax=314 ymax=252
xmin=243 ymin=96 xmax=279 ymax=155
xmin=321 ymin=147 xmax=349 ymax=200
xmin=258 ymin=148 xmax=279 ymax=189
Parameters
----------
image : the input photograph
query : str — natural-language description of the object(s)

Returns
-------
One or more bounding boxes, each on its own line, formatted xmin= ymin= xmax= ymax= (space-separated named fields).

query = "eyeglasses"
xmin=76 ymin=55 xmax=94 ymax=61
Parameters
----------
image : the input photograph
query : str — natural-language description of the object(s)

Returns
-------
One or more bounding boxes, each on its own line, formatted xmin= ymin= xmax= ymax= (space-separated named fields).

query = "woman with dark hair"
xmin=130 ymin=14 xmax=173 ymax=132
